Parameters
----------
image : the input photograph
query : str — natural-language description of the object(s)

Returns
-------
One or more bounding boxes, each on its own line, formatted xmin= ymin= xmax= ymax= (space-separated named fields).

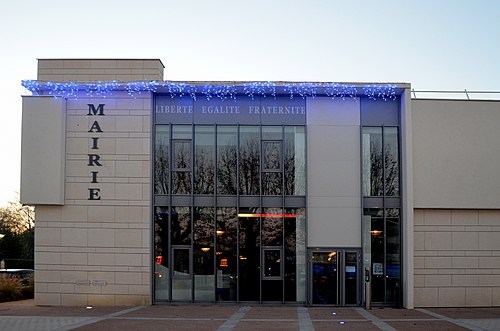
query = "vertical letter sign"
xmin=87 ymin=104 xmax=104 ymax=200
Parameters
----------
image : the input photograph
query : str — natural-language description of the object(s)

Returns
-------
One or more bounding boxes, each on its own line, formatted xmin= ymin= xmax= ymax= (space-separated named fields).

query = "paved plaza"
xmin=1 ymin=300 xmax=500 ymax=331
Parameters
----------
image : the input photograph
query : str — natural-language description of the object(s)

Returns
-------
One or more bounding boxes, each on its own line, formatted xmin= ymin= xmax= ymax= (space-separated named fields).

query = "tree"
xmin=0 ymin=199 xmax=34 ymax=235
xmin=0 ymin=197 xmax=35 ymax=264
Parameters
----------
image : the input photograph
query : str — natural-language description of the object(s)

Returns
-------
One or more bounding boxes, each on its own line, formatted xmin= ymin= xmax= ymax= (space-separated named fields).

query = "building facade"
xmin=20 ymin=59 xmax=500 ymax=307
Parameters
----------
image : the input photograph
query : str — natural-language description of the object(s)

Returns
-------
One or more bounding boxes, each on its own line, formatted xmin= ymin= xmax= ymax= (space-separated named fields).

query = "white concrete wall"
xmin=306 ymin=97 xmax=361 ymax=247
xmin=414 ymin=209 xmax=500 ymax=307
xmin=21 ymin=96 xmax=66 ymax=205
xmin=412 ymin=99 xmax=500 ymax=209
xmin=34 ymin=92 xmax=152 ymax=306
xmin=412 ymin=99 xmax=500 ymax=307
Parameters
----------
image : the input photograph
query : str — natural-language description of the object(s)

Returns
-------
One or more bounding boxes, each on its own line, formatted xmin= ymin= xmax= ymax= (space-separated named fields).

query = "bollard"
xmin=365 ymin=267 xmax=371 ymax=310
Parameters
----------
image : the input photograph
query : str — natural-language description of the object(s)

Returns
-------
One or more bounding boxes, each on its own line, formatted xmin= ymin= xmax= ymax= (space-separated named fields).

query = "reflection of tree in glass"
xmin=217 ymin=144 xmax=237 ymax=195
xmin=370 ymin=141 xmax=399 ymax=196
xmin=368 ymin=138 xmax=384 ymax=196
xmin=171 ymin=207 xmax=191 ymax=245
xmin=384 ymin=142 xmax=399 ymax=196
xmin=172 ymin=172 xmax=191 ymax=194
xmin=194 ymin=207 xmax=214 ymax=246
xmin=216 ymin=208 xmax=237 ymax=256
xmin=284 ymin=128 xmax=306 ymax=196
xmin=193 ymin=208 xmax=215 ymax=275
xmin=155 ymin=144 xmax=168 ymax=194
xmin=239 ymin=138 xmax=260 ymax=195
xmin=262 ymin=173 xmax=282 ymax=195
xmin=172 ymin=142 xmax=191 ymax=194
xmin=262 ymin=208 xmax=283 ymax=246
xmin=284 ymin=140 xmax=295 ymax=195
xmin=154 ymin=208 xmax=169 ymax=267
xmin=295 ymin=209 xmax=306 ymax=248
xmin=262 ymin=142 xmax=282 ymax=195
xmin=263 ymin=142 xmax=281 ymax=170
xmin=284 ymin=140 xmax=305 ymax=195
xmin=174 ymin=141 xmax=191 ymax=169
xmin=195 ymin=146 xmax=215 ymax=194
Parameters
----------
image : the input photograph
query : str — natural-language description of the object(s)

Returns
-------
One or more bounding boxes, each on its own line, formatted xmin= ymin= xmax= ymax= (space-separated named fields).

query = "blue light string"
xmin=243 ymin=81 xmax=277 ymax=100
xmin=363 ymin=84 xmax=397 ymax=101
xmin=21 ymin=80 xmax=398 ymax=101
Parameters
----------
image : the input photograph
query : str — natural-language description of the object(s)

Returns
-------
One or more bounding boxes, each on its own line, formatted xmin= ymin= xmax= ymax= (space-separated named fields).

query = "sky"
xmin=1 ymin=0 xmax=499 ymax=206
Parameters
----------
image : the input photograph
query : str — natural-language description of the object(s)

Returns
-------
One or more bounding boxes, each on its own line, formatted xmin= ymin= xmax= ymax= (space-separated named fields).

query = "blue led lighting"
xmin=243 ymin=81 xmax=277 ymax=100
xmin=363 ymin=84 xmax=397 ymax=101
xmin=21 ymin=80 xmax=398 ymax=101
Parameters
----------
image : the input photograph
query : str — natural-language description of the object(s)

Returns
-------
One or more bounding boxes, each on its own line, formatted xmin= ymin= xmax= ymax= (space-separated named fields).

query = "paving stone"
xmin=1 ymin=300 xmax=500 ymax=331
xmin=386 ymin=320 xmax=469 ymax=331
xmin=73 ymin=319 xmax=224 ymax=331
xmin=314 ymin=320 xmax=379 ymax=331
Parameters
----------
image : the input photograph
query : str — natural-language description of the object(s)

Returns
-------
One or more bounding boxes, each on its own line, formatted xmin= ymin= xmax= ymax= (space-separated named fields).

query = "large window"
xmin=154 ymin=124 xmax=306 ymax=196
xmin=239 ymin=126 xmax=260 ymax=195
xmin=284 ymin=126 xmax=305 ymax=195
xmin=153 ymin=122 xmax=306 ymax=302
xmin=172 ymin=126 xmax=192 ymax=194
xmin=362 ymin=127 xmax=400 ymax=197
xmin=362 ymin=125 xmax=401 ymax=306
xmin=217 ymin=126 xmax=237 ymax=195
xmin=383 ymin=128 xmax=399 ymax=196
xmin=154 ymin=126 xmax=169 ymax=195
xmin=195 ymin=126 xmax=215 ymax=194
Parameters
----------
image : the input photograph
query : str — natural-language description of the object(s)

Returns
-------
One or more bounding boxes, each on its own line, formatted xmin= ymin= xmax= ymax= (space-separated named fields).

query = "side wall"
xmin=35 ymin=93 xmax=152 ymax=306
xmin=414 ymin=209 xmax=500 ymax=307
xmin=412 ymin=99 xmax=500 ymax=209
xmin=412 ymin=99 xmax=500 ymax=307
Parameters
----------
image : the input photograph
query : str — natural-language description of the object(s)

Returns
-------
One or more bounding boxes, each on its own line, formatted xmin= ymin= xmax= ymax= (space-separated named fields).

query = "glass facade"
xmin=362 ymin=127 xmax=399 ymax=197
xmin=362 ymin=125 xmax=401 ymax=306
xmin=153 ymin=94 xmax=402 ymax=305
xmin=153 ymin=97 xmax=307 ymax=302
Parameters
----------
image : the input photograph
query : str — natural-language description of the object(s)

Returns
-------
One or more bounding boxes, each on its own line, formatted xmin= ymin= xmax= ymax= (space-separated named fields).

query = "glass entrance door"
xmin=344 ymin=251 xmax=359 ymax=305
xmin=311 ymin=251 xmax=338 ymax=304
xmin=309 ymin=249 xmax=360 ymax=306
